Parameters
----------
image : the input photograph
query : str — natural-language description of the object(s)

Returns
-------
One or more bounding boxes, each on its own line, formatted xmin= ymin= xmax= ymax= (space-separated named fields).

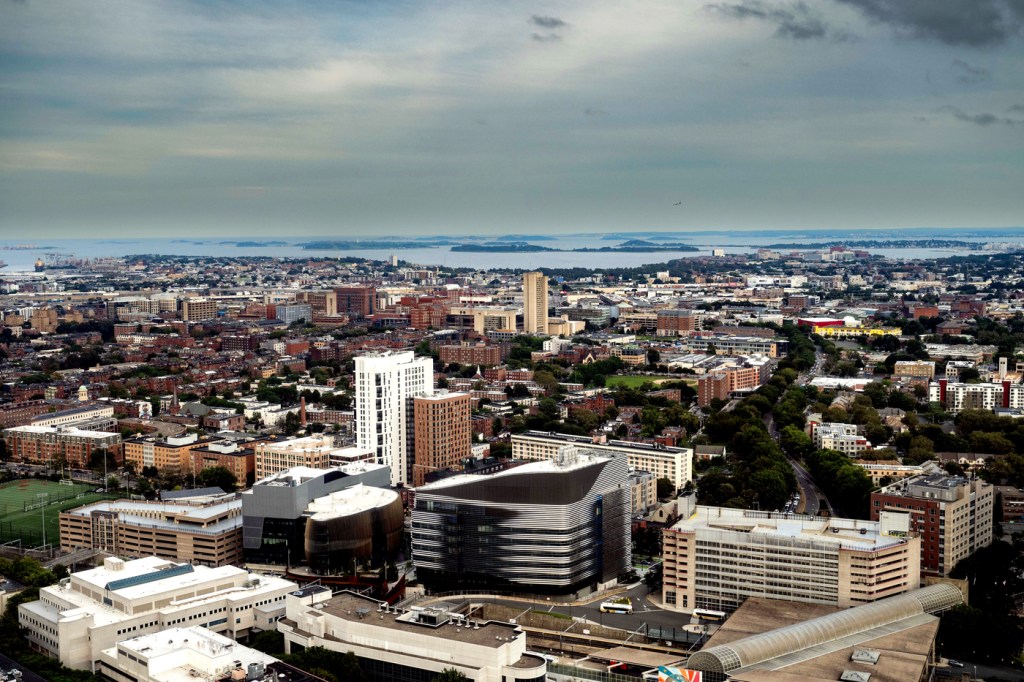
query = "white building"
xmin=930 ymin=380 xmax=1024 ymax=414
xmin=97 ymin=626 xmax=298 ymax=682
xmin=661 ymin=504 xmax=921 ymax=613
xmin=355 ymin=350 xmax=434 ymax=485
xmin=813 ymin=422 xmax=870 ymax=455
xmin=19 ymin=556 xmax=296 ymax=671
xmin=278 ymin=586 xmax=547 ymax=682
xmin=511 ymin=430 xmax=693 ymax=490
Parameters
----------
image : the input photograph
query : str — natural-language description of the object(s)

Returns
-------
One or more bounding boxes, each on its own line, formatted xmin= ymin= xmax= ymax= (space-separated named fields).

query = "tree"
xmin=196 ymin=466 xmax=238 ymax=492
xmin=657 ymin=477 xmax=675 ymax=499
xmin=431 ymin=668 xmax=470 ymax=682
xmin=282 ymin=410 xmax=302 ymax=436
xmin=647 ymin=348 xmax=661 ymax=366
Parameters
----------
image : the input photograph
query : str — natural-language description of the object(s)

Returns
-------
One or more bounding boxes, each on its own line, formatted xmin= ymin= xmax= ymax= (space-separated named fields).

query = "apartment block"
xmin=893 ymin=360 xmax=936 ymax=379
xmin=656 ymin=309 xmax=697 ymax=337
xmin=124 ymin=433 xmax=216 ymax=474
xmin=412 ymin=391 xmax=472 ymax=487
xmin=871 ymin=473 xmax=994 ymax=576
xmin=3 ymin=425 xmax=122 ymax=468
xmin=661 ymin=505 xmax=920 ymax=612
xmin=59 ymin=496 xmax=242 ymax=567
xmin=19 ymin=556 xmax=296 ymax=671
xmin=522 ymin=271 xmax=548 ymax=334
xmin=512 ymin=430 xmax=692 ymax=490
xmin=930 ymin=379 xmax=1024 ymax=413
xmin=696 ymin=365 xmax=764 ymax=407
xmin=811 ymin=422 xmax=870 ymax=455
xmin=187 ymin=439 xmax=256 ymax=487
xmin=438 ymin=342 xmax=502 ymax=367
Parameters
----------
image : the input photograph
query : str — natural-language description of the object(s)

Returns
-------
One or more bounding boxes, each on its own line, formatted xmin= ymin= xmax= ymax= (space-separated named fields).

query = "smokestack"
xmin=300 ymin=396 xmax=307 ymax=427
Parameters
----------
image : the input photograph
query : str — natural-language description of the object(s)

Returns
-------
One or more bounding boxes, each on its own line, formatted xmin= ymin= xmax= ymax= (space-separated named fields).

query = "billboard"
xmin=658 ymin=666 xmax=702 ymax=682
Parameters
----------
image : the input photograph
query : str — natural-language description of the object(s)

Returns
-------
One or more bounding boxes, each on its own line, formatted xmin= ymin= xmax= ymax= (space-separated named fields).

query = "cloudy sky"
xmin=1 ymin=0 xmax=1023 ymax=238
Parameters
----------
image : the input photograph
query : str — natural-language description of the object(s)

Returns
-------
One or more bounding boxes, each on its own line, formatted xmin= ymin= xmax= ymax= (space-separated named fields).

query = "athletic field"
xmin=0 ymin=479 xmax=117 ymax=548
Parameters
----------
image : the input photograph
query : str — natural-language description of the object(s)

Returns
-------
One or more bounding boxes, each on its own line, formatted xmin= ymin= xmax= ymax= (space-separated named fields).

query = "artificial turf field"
xmin=0 ymin=478 xmax=116 ymax=547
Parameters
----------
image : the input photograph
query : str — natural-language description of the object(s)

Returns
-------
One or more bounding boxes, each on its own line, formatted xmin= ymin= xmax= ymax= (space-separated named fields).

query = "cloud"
xmin=939 ymin=105 xmax=1023 ymax=126
xmin=1010 ymin=104 xmax=1024 ymax=113
xmin=951 ymin=59 xmax=991 ymax=84
xmin=530 ymin=15 xmax=567 ymax=29
xmin=706 ymin=1 xmax=843 ymax=41
xmin=834 ymin=0 xmax=1024 ymax=46
xmin=530 ymin=32 xmax=562 ymax=42
xmin=584 ymin=107 xmax=607 ymax=116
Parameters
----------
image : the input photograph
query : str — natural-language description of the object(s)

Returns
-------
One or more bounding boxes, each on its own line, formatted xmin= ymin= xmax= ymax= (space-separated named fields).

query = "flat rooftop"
xmin=673 ymin=506 xmax=905 ymax=550
xmin=305 ymin=484 xmax=398 ymax=519
xmin=417 ymin=449 xmax=610 ymax=490
xmin=319 ymin=591 xmax=522 ymax=649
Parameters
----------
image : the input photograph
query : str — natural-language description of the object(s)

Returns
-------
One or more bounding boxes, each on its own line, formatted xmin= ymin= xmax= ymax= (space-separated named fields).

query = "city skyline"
xmin=2 ymin=0 xmax=1023 ymax=238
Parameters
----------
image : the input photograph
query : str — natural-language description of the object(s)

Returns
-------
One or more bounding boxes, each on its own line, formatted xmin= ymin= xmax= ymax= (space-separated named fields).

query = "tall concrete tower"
xmin=522 ymin=271 xmax=549 ymax=334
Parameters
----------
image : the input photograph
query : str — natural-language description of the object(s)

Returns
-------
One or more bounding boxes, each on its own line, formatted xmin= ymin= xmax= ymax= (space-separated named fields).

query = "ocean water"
xmin=0 ymin=232 xmax=1017 ymax=273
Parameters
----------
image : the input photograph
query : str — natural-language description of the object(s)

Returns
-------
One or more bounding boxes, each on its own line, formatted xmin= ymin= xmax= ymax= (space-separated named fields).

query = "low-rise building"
xmin=59 ymin=496 xmax=242 ymax=567
xmin=124 ymin=433 xmax=216 ymax=474
xmin=512 ymin=430 xmax=693 ymax=490
xmin=277 ymin=586 xmax=547 ymax=682
xmin=3 ymin=425 xmax=122 ymax=468
xmin=19 ymin=556 xmax=295 ymax=671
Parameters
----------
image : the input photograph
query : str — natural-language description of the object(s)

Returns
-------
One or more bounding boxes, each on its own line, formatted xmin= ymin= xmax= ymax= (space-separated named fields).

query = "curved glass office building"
xmin=411 ymin=448 xmax=631 ymax=593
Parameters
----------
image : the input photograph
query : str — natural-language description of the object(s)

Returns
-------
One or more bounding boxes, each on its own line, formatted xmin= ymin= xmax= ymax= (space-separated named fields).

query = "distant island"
xmin=494 ymin=234 xmax=558 ymax=241
xmin=220 ymin=240 xmax=289 ymax=247
xmin=300 ymin=240 xmax=455 ymax=250
xmin=762 ymin=239 xmax=979 ymax=250
xmin=451 ymin=241 xmax=699 ymax=253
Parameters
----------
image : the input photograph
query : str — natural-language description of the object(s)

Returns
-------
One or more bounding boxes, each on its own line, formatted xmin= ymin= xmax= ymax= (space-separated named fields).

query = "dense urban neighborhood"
xmin=2 ymin=244 xmax=1024 ymax=681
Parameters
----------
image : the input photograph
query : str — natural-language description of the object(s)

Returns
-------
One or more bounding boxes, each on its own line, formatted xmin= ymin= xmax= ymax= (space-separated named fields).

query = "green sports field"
xmin=0 ymin=479 xmax=117 ymax=548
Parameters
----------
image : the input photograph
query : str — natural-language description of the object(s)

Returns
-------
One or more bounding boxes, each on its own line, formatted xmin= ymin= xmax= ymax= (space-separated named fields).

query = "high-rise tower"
xmin=522 ymin=271 xmax=548 ymax=334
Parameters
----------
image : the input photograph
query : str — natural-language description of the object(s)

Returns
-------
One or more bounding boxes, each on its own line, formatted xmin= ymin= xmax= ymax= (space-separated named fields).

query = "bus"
xmin=692 ymin=608 xmax=726 ymax=621
xmin=599 ymin=601 xmax=633 ymax=614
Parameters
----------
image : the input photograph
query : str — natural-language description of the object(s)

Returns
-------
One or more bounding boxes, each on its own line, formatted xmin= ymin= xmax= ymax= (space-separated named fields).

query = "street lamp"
xmin=37 ymin=493 xmax=48 ymax=548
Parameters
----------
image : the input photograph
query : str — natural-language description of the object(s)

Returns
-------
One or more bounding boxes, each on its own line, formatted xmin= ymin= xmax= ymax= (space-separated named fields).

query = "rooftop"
xmin=318 ymin=591 xmax=523 ymax=648
xmin=672 ymin=506 xmax=907 ymax=551
xmin=304 ymin=484 xmax=399 ymax=519
xmin=417 ymin=447 xmax=610 ymax=491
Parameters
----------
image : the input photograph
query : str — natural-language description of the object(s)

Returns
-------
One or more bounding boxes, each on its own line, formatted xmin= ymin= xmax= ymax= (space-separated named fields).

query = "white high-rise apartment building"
xmin=522 ymin=271 xmax=548 ymax=334
xmin=355 ymin=350 xmax=434 ymax=485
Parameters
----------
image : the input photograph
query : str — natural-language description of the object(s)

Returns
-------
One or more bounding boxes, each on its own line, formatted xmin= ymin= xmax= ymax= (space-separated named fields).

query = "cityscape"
xmin=2 ymin=1 xmax=1024 ymax=682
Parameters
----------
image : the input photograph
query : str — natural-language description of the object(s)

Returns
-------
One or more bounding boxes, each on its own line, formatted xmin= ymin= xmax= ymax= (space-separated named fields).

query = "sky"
xmin=1 ymin=0 xmax=1023 ymax=239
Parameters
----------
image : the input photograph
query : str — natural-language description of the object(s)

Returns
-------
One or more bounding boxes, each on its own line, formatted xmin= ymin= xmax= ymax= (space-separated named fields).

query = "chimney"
xmin=300 ymin=396 xmax=307 ymax=428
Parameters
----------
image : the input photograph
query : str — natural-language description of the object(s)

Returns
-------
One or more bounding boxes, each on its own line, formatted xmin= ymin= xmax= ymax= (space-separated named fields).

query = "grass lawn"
xmin=0 ymin=479 xmax=118 ymax=547
xmin=606 ymin=375 xmax=660 ymax=388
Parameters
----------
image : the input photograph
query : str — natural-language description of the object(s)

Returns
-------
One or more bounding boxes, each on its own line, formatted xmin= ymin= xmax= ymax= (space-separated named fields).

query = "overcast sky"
xmin=1 ymin=0 xmax=1023 ymax=238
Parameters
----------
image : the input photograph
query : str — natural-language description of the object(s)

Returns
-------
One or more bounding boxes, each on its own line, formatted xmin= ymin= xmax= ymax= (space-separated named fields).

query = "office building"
xmin=683 ymin=335 xmax=788 ymax=358
xmin=412 ymin=391 xmax=472 ymax=487
xmin=355 ymin=350 xmax=434 ymax=486
xmin=254 ymin=435 xmax=335 ymax=480
xmin=661 ymin=504 xmax=921 ymax=612
xmin=19 ymin=556 xmax=295 ymax=671
xmin=180 ymin=298 xmax=219 ymax=322
xmin=512 ymin=430 xmax=692 ymax=490
xmin=242 ymin=463 xmax=390 ymax=567
xmin=278 ymin=587 xmax=547 ymax=682
xmin=274 ymin=303 xmax=312 ymax=325
xmin=871 ymin=473 xmax=994 ymax=576
xmin=3 ymin=425 xmax=122 ymax=468
xmin=522 ymin=271 xmax=548 ymax=334
xmin=412 ymin=448 xmax=631 ymax=592
xmin=299 ymin=290 xmax=337 ymax=316
xmin=59 ymin=496 xmax=242 ymax=567
xmin=893 ymin=360 xmax=936 ymax=379
xmin=334 ymin=285 xmax=376 ymax=317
